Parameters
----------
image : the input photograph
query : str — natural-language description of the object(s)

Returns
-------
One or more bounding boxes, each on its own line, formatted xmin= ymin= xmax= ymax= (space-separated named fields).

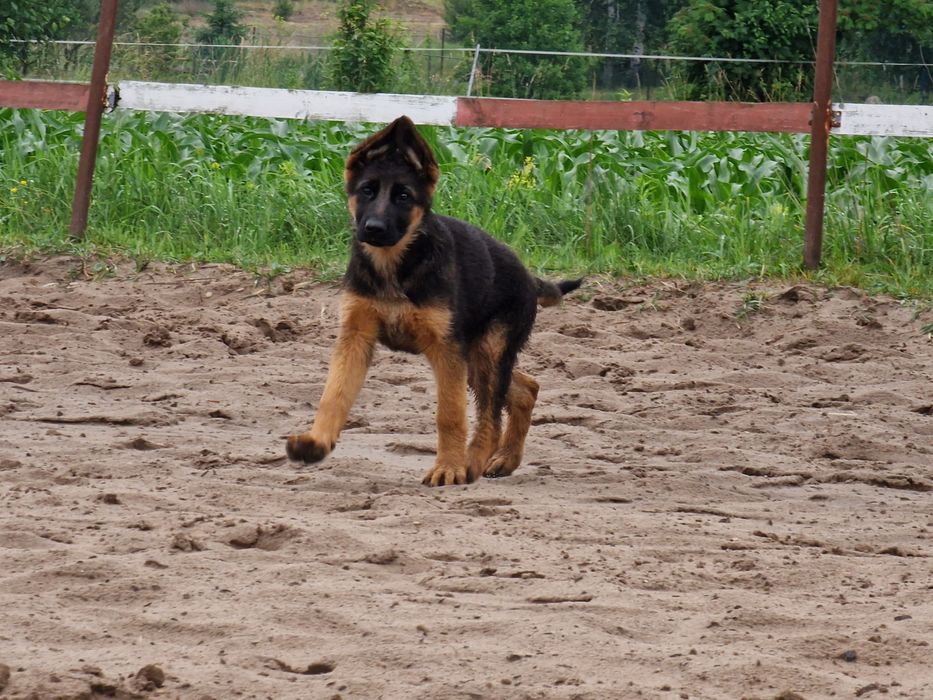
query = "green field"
xmin=1 ymin=108 xmax=931 ymax=297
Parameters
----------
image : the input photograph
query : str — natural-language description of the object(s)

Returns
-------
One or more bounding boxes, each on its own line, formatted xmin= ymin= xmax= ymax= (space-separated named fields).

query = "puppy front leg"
xmin=287 ymin=294 xmax=377 ymax=464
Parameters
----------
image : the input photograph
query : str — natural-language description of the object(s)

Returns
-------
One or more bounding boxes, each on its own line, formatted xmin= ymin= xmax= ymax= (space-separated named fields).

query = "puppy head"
xmin=345 ymin=116 xmax=440 ymax=194
xmin=344 ymin=116 xmax=439 ymax=249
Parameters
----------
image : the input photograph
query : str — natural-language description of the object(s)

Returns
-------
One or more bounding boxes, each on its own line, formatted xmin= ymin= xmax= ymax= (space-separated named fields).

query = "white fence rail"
xmin=117 ymin=81 xmax=459 ymax=125
xmin=114 ymin=81 xmax=933 ymax=137
xmin=833 ymin=103 xmax=933 ymax=137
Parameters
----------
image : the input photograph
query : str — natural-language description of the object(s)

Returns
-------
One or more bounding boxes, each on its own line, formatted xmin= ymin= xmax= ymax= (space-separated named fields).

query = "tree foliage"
xmin=273 ymin=0 xmax=296 ymax=23
xmin=0 ymin=0 xmax=74 ymax=73
xmin=1 ymin=0 xmax=146 ymax=76
xmin=837 ymin=0 xmax=932 ymax=63
xmin=665 ymin=0 xmax=931 ymax=100
xmin=578 ymin=1 xmax=684 ymax=56
xmin=446 ymin=0 xmax=589 ymax=99
xmin=196 ymin=0 xmax=247 ymax=45
xmin=576 ymin=0 xmax=686 ymax=89
xmin=327 ymin=0 xmax=403 ymax=93
xmin=667 ymin=1 xmax=818 ymax=100
xmin=58 ymin=0 xmax=144 ymax=40
xmin=134 ymin=2 xmax=186 ymax=79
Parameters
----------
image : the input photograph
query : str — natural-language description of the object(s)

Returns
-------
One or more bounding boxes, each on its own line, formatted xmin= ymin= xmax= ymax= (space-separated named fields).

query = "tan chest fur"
xmin=343 ymin=293 xmax=451 ymax=355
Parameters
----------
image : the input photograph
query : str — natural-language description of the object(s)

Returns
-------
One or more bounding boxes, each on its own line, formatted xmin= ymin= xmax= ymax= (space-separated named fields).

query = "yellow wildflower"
xmin=507 ymin=156 xmax=536 ymax=190
xmin=10 ymin=187 xmax=18 ymax=194
xmin=210 ymin=161 xmax=221 ymax=170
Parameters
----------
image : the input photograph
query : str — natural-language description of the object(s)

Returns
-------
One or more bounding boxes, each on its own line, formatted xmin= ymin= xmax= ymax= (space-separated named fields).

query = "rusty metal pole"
xmin=803 ymin=0 xmax=839 ymax=270
xmin=69 ymin=0 xmax=120 ymax=240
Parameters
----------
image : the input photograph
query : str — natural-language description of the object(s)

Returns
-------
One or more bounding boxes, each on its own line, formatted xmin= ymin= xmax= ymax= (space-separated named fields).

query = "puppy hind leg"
xmin=483 ymin=370 xmax=539 ymax=479
xmin=466 ymin=353 xmax=503 ymax=482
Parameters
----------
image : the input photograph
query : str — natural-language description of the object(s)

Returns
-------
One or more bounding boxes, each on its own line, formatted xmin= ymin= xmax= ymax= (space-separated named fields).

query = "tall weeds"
xmin=1 ymin=109 xmax=930 ymax=296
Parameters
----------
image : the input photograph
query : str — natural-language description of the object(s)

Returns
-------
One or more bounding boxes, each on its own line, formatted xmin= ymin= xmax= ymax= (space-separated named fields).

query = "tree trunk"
xmin=601 ymin=0 xmax=618 ymax=88
xmin=631 ymin=0 xmax=646 ymax=89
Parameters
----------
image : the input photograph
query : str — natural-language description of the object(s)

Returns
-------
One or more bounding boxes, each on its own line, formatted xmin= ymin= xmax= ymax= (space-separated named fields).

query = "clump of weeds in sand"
xmin=133 ymin=255 xmax=152 ymax=273
xmin=65 ymin=254 xmax=116 ymax=281
xmin=251 ymin=261 xmax=294 ymax=294
xmin=736 ymin=291 xmax=768 ymax=321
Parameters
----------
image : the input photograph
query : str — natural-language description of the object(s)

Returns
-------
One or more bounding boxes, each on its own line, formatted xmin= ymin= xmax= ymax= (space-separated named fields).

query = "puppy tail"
xmin=536 ymin=277 xmax=583 ymax=308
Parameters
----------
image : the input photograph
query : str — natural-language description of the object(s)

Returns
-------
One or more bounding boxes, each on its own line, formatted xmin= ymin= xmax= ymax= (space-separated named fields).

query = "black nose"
xmin=364 ymin=218 xmax=386 ymax=235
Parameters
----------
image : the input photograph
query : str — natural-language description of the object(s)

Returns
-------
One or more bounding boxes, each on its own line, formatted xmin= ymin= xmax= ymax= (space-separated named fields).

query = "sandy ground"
xmin=1 ymin=256 xmax=931 ymax=700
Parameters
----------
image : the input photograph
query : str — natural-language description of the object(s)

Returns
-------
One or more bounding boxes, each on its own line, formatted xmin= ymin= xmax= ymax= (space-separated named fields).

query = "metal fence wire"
xmin=15 ymin=40 xmax=933 ymax=104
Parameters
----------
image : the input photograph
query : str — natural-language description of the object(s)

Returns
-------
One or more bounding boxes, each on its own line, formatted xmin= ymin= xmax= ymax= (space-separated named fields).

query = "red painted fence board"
xmin=456 ymin=98 xmax=814 ymax=134
xmin=0 ymin=81 xmax=90 ymax=112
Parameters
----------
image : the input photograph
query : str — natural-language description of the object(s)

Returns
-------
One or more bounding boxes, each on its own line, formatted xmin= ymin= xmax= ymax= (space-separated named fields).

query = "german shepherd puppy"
xmin=286 ymin=116 xmax=580 ymax=486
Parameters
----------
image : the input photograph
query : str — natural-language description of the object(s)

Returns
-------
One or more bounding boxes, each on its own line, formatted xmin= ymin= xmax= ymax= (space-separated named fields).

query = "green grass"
xmin=1 ymin=108 xmax=931 ymax=297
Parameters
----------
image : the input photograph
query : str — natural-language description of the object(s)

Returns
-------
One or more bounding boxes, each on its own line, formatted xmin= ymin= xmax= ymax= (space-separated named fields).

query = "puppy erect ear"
xmin=345 ymin=116 xmax=440 ymax=191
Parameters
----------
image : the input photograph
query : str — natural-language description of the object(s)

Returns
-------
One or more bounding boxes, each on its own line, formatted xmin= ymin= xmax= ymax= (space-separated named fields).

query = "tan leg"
xmin=286 ymin=293 xmax=378 ymax=463
xmin=421 ymin=341 xmax=469 ymax=487
xmin=467 ymin=405 xmax=501 ymax=482
xmin=484 ymin=370 xmax=539 ymax=478
xmin=465 ymin=329 xmax=506 ymax=481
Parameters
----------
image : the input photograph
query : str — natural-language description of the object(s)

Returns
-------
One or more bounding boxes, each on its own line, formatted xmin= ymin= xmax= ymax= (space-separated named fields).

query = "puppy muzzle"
xmin=358 ymin=217 xmax=402 ymax=247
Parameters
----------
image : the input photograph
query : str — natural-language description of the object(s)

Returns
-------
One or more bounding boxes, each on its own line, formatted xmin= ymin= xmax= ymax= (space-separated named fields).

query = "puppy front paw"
xmin=286 ymin=433 xmax=333 ymax=464
xmin=422 ymin=462 xmax=472 ymax=487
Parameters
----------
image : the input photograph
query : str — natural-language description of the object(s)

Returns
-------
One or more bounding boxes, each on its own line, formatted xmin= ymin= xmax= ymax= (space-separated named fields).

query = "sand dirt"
xmin=1 ymin=256 xmax=931 ymax=699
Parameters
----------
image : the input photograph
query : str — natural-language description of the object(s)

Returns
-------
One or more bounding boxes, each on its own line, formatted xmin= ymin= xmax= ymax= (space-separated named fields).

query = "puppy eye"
xmin=359 ymin=184 xmax=376 ymax=198
xmin=396 ymin=191 xmax=411 ymax=202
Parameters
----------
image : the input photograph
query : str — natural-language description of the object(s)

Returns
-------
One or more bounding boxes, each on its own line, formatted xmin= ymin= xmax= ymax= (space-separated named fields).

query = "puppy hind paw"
xmin=483 ymin=450 xmax=521 ymax=479
xmin=286 ymin=434 xmax=332 ymax=464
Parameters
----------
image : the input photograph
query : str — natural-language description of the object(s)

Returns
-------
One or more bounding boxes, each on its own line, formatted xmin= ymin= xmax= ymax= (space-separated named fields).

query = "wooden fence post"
xmin=803 ymin=0 xmax=839 ymax=270
xmin=68 ymin=0 xmax=120 ymax=240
